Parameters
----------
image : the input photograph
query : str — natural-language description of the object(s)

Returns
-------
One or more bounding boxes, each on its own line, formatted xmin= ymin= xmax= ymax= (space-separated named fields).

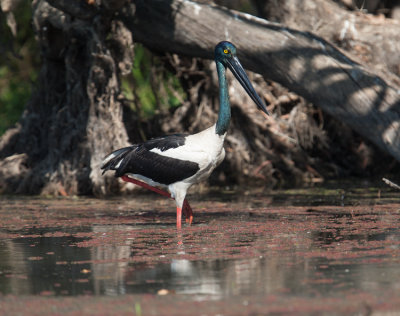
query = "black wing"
xmin=144 ymin=134 xmax=188 ymax=152
xmin=101 ymin=134 xmax=199 ymax=185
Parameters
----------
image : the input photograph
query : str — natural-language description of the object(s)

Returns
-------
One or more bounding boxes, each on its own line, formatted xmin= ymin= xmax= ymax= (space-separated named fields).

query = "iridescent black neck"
xmin=215 ymin=61 xmax=231 ymax=136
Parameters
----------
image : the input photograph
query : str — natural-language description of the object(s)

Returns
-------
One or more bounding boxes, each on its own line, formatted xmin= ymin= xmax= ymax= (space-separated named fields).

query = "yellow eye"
xmin=223 ymin=49 xmax=229 ymax=54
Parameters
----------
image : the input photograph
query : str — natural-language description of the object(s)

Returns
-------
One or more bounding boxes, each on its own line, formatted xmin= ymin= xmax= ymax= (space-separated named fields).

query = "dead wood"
xmin=382 ymin=177 xmax=400 ymax=190
xmin=252 ymin=0 xmax=400 ymax=76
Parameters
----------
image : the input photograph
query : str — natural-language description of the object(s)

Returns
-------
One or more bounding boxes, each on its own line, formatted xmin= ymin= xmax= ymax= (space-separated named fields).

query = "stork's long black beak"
xmin=226 ymin=56 xmax=269 ymax=115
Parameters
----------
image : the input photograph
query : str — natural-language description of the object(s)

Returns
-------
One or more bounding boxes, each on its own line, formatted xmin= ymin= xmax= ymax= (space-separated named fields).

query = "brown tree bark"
xmin=0 ymin=0 xmax=132 ymax=195
xmin=252 ymin=0 xmax=400 ymax=76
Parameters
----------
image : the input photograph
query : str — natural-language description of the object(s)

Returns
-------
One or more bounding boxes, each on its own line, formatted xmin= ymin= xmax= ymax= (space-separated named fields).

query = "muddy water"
xmin=0 ymin=184 xmax=400 ymax=314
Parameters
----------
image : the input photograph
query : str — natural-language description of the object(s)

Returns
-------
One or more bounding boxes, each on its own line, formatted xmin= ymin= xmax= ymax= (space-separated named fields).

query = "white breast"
xmin=150 ymin=124 xmax=226 ymax=183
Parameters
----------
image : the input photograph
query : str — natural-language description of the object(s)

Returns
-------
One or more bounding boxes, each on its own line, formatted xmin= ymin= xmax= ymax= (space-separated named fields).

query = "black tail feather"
xmin=101 ymin=146 xmax=133 ymax=175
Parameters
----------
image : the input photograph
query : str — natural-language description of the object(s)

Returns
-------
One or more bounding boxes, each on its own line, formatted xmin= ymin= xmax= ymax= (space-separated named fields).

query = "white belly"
xmin=151 ymin=124 xmax=226 ymax=187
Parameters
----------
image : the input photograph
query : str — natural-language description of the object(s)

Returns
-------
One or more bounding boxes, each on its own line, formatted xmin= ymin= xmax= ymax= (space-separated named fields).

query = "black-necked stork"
xmin=101 ymin=41 xmax=269 ymax=228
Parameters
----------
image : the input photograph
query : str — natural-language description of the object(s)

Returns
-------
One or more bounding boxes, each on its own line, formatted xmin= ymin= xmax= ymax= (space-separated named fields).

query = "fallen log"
xmin=252 ymin=0 xmax=400 ymax=76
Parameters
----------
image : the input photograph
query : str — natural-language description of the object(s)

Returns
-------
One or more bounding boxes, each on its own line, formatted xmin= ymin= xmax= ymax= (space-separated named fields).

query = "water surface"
xmin=1 ymin=184 xmax=400 ymax=314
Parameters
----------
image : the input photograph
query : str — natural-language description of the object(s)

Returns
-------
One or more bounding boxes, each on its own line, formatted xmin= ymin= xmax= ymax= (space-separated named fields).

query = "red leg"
xmin=183 ymin=200 xmax=193 ymax=225
xmin=121 ymin=175 xmax=171 ymax=198
xmin=121 ymin=175 xmax=187 ymax=228
xmin=176 ymin=207 xmax=182 ymax=229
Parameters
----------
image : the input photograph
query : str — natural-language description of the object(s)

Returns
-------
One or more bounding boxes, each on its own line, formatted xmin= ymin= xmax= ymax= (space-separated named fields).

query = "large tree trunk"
xmin=0 ymin=0 xmax=132 ymax=195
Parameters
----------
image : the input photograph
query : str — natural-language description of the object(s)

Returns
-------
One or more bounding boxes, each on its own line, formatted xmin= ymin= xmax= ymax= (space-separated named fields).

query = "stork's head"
xmin=214 ymin=41 xmax=269 ymax=116
xmin=214 ymin=41 xmax=237 ymax=64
